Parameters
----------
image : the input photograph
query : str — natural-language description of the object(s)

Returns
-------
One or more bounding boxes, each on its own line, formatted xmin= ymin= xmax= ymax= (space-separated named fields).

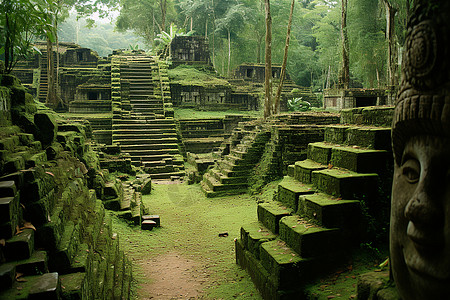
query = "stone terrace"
xmin=236 ymin=106 xmax=394 ymax=299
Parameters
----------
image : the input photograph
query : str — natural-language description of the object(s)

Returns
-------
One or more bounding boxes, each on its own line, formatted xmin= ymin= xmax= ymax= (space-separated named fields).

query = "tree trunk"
xmin=384 ymin=0 xmax=398 ymax=88
xmin=339 ymin=0 xmax=350 ymax=89
xmin=264 ymin=0 xmax=273 ymax=119
xmin=212 ymin=0 xmax=216 ymax=68
xmin=227 ymin=28 xmax=231 ymax=77
xmin=160 ymin=0 xmax=167 ymax=32
xmin=4 ymin=12 xmax=12 ymax=73
xmin=46 ymin=36 xmax=57 ymax=107
xmin=326 ymin=65 xmax=331 ymax=89
xmin=274 ymin=0 xmax=295 ymax=115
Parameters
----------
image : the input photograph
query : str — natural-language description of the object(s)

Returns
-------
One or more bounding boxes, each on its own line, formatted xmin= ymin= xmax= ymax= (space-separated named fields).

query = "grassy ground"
xmin=111 ymin=182 xmax=264 ymax=299
xmin=174 ymin=108 xmax=263 ymax=120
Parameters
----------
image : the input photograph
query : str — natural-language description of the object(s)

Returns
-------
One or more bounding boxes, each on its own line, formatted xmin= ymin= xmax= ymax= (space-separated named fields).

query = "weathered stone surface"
xmin=277 ymin=176 xmax=315 ymax=211
xmin=34 ymin=113 xmax=58 ymax=147
xmin=4 ymin=228 xmax=34 ymax=261
xmin=257 ymin=202 xmax=291 ymax=234
xmin=28 ymin=272 xmax=60 ymax=300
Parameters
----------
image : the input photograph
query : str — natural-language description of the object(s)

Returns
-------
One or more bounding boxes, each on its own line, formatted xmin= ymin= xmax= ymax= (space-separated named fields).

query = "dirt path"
xmin=139 ymin=252 xmax=206 ymax=299
xmin=112 ymin=181 xmax=268 ymax=299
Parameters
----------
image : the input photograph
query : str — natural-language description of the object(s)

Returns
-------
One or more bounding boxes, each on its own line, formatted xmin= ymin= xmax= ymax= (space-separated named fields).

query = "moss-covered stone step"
xmin=148 ymin=171 xmax=185 ymax=180
xmin=4 ymin=228 xmax=35 ymax=262
xmin=279 ymin=216 xmax=342 ymax=258
xmin=330 ymin=145 xmax=391 ymax=173
xmin=127 ymin=149 xmax=179 ymax=159
xmin=298 ymin=193 xmax=361 ymax=242
xmin=0 ymin=272 xmax=61 ymax=300
xmin=203 ymin=173 xmax=248 ymax=192
xmin=345 ymin=127 xmax=391 ymax=150
xmin=60 ymin=272 xmax=86 ymax=299
xmin=240 ymin=222 xmax=277 ymax=260
xmin=235 ymin=239 xmax=302 ymax=300
xmin=112 ymin=123 xmax=175 ymax=130
xmin=209 ymin=168 xmax=248 ymax=185
xmin=0 ymin=195 xmax=20 ymax=227
xmin=200 ymin=180 xmax=248 ymax=198
xmin=324 ymin=125 xmax=351 ymax=145
xmin=260 ymin=239 xmax=311 ymax=291
xmin=307 ymin=142 xmax=334 ymax=165
xmin=113 ymin=133 xmax=177 ymax=141
xmin=217 ymin=160 xmax=251 ymax=172
xmin=294 ymin=159 xmax=327 ymax=184
xmin=311 ymin=168 xmax=379 ymax=200
xmin=4 ymin=250 xmax=48 ymax=277
xmin=120 ymin=143 xmax=179 ymax=152
xmin=277 ymin=176 xmax=315 ymax=211
xmin=48 ymin=221 xmax=80 ymax=272
xmin=257 ymin=202 xmax=292 ymax=234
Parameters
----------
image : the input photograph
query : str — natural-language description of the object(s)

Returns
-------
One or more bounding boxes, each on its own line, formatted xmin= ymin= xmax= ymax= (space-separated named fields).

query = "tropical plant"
xmin=0 ymin=0 xmax=54 ymax=74
xmin=153 ymin=23 xmax=194 ymax=57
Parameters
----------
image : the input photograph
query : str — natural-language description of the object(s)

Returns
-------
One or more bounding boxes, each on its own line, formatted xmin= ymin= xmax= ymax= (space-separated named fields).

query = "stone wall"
xmin=324 ymin=89 xmax=391 ymax=110
xmin=171 ymin=36 xmax=211 ymax=66
xmin=234 ymin=64 xmax=283 ymax=82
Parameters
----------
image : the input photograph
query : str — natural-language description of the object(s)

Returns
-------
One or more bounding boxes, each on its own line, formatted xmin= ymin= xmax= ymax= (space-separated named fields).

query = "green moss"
xmin=168 ymin=65 xmax=231 ymax=87
xmin=110 ymin=182 xmax=262 ymax=299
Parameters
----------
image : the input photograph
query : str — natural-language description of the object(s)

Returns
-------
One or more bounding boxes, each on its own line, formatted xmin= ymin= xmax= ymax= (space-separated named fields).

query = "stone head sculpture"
xmin=390 ymin=1 xmax=450 ymax=299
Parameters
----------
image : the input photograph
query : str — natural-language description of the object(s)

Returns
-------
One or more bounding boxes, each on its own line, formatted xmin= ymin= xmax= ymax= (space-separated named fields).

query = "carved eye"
xmin=402 ymin=159 xmax=420 ymax=184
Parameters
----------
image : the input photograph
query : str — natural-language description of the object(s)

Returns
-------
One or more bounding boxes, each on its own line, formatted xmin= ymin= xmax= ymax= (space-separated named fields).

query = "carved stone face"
xmin=390 ymin=135 xmax=450 ymax=300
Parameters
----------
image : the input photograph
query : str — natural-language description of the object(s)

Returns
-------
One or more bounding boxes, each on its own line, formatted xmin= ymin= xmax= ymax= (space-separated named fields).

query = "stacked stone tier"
xmin=236 ymin=123 xmax=393 ymax=299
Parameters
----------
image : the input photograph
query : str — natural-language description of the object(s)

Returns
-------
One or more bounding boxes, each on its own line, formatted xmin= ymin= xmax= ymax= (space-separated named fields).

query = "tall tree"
xmin=274 ymin=0 xmax=295 ymax=114
xmin=339 ymin=0 xmax=349 ymax=89
xmin=264 ymin=0 xmax=272 ymax=118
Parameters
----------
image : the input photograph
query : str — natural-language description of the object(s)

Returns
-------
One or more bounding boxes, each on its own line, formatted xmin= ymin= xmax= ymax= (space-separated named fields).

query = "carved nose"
xmin=404 ymin=190 xmax=444 ymax=229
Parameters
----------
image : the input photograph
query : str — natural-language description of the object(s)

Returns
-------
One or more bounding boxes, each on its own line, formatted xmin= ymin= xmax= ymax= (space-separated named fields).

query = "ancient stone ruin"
xmin=0 ymin=14 xmax=429 ymax=297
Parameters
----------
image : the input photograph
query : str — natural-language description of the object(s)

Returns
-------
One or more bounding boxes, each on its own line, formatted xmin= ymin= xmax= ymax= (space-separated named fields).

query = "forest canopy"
xmin=2 ymin=0 xmax=411 ymax=91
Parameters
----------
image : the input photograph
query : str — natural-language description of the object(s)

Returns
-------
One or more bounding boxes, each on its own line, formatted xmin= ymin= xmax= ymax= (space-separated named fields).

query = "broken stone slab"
xmin=28 ymin=272 xmax=61 ymax=300
xmin=141 ymin=220 xmax=156 ymax=230
xmin=142 ymin=215 xmax=160 ymax=227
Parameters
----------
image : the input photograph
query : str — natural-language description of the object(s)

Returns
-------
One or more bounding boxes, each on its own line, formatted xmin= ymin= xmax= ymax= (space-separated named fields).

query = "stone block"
xmin=26 ymin=151 xmax=48 ymax=168
xmin=48 ymin=222 xmax=78 ymax=272
xmin=34 ymin=113 xmax=58 ymax=147
xmin=311 ymin=168 xmax=379 ymax=200
xmin=142 ymin=215 xmax=160 ymax=227
xmin=346 ymin=127 xmax=391 ymax=150
xmin=14 ymin=250 xmax=48 ymax=276
xmin=307 ymin=142 xmax=333 ymax=165
xmin=28 ymin=272 xmax=61 ymax=300
xmin=0 ymin=172 xmax=24 ymax=191
xmin=357 ymin=270 xmax=391 ymax=300
xmin=0 ymin=196 xmax=18 ymax=223
xmin=330 ymin=146 xmax=390 ymax=173
xmin=299 ymin=193 xmax=361 ymax=227
xmin=4 ymin=228 xmax=35 ymax=261
xmin=0 ymin=181 xmax=17 ymax=198
xmin=259 ymin=239 xmax=310 ymax=290
xmin=279 ymin=216 xmax=341 ymax=258
xmin=240 ymin=222 xmax=277 ymax=259
xmin=141 ymin=220 xmax=156 ymax=230
xmin=294 ymin=159 xmax=326 ymax=184
xmin=277 ymin=176 xmax=315 ymax=211
xmin=60 ymin=272 xmax=85 ymax=300
xmin=324 ymin=125 xmax=350 ymax=144
xmin=0 ymin=263 xmax=16 ymax=290
xmin=257 ymin=202 xmax=291 ymax=234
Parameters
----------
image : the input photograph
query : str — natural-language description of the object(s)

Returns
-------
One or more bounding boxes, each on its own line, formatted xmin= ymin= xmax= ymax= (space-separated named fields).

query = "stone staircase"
xmin=236 ymin=123 xmax=392 ymax=299
xmin=112 ymin=55 xmax=184 ymax=180
xmin=201 ymin=120 xmax=270 ymax=197
xmin=0 ymin=125 xmax=132 ymax=299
